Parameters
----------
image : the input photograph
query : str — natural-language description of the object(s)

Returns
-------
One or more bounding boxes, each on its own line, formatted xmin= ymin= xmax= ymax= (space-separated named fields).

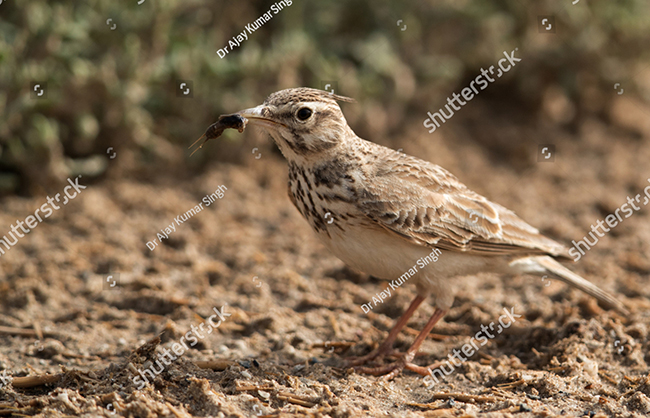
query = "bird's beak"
xmin=237 ymin=105 xmax=285 ymax=129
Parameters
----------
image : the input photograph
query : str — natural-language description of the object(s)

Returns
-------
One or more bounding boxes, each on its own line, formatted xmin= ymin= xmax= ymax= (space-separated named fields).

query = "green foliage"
xmin=0 ymin=0 xmax=648 ymax=195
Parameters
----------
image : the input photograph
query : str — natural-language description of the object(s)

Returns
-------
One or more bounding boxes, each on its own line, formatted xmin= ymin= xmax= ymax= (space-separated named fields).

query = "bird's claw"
xmin=352 ymin=351 xmax=428 ymax=380
xmin=344 ymin=346 xmax=396 ymax=368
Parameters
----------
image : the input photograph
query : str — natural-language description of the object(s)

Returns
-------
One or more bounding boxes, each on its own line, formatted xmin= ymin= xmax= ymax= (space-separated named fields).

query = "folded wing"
xmin=358 ymin=149 xmax=568 ymax=258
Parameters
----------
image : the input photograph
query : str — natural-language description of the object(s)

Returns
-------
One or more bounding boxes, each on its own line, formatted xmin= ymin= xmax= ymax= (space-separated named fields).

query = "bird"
xmin=201 ymin=87 xmax=628 ymax=380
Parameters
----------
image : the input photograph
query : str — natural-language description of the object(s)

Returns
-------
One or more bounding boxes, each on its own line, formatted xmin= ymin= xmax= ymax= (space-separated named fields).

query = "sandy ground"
xmin=0 ymin=96 xmax=649 ymax=417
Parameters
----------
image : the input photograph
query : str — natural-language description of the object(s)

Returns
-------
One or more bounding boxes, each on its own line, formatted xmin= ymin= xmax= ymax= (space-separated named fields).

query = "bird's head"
xmin=236 ymin=87 xmax=355 ymax=160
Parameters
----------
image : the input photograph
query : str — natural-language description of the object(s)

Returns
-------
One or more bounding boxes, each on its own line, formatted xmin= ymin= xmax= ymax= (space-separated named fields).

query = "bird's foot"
xmin=344 ymin=345 xmax=396 ymax=368
xmin=352 ymin=352 xmax=446 ymax=380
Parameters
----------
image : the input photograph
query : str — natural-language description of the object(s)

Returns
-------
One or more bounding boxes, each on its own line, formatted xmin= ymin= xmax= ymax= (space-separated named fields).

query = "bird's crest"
xmin=263 ymin=87 xmax=356 ymax=107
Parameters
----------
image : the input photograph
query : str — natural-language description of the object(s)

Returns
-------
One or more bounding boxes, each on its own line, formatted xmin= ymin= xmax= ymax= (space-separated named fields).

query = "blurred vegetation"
xmin=0 ymin=0 xmax=648 ymax=195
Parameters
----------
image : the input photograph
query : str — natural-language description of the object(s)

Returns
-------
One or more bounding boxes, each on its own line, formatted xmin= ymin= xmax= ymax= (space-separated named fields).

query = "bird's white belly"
xmin=315 ymin=222 xmax=502 ymax=308
xmin=321 ymin=224 xmax=433 ymax=279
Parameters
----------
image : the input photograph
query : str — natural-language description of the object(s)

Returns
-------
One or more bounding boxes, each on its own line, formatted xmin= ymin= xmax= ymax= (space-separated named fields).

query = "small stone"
xmin=293 ymin=364 xmax=305 ymax=372
xmin=258 ymin=390 xmax=270 ymax=400
xmin=520 ymin=403 xmax=532 ymax=412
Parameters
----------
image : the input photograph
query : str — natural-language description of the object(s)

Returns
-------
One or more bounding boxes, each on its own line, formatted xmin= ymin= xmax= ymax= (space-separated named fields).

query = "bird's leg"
xmin=345 ymin=295 xmax=425 ymax=367
xmin=354 ymin=307 xmax=447 ymax=380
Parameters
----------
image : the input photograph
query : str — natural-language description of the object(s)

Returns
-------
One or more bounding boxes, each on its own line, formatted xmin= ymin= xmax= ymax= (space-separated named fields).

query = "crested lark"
xmin=200 ymin=87 xmax=627 ymax=380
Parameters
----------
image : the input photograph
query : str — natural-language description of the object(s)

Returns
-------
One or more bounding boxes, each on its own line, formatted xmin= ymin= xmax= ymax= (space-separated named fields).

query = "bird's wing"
xmin=357 ymin=147 xmax=569 ymax=257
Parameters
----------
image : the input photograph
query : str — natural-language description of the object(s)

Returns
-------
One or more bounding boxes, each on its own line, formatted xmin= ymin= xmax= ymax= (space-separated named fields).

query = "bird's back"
xmin=341 ymin=136 xmax=570 ymax=259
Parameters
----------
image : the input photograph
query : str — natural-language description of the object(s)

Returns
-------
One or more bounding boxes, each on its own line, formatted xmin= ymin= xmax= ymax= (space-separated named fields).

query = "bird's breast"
xmin=287 ymin=162 xmax=362 ymax=238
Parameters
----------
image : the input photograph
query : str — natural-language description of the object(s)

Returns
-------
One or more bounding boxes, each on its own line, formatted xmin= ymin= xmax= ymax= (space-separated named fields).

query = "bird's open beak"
xmin=237 ymin=105 xmax=285 ymax=129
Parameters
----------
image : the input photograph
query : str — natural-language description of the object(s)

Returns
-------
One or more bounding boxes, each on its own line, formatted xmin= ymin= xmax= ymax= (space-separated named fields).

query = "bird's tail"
xmin=509 ymin=255 xmax=629 ymax=315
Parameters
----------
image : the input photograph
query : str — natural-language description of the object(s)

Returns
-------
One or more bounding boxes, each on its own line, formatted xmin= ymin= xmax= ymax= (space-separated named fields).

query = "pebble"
xmin=258 ymin=390 xmax=270 ymax=400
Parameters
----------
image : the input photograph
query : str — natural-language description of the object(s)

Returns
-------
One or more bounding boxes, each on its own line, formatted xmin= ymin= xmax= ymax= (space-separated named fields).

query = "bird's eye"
xmin=296 ymin=107 xmax=312 ymax=121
